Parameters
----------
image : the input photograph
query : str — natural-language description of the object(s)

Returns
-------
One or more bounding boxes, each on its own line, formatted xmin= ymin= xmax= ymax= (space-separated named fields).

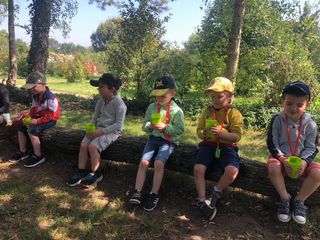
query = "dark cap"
xmin=282 ymin=81 xmax=311 ymax=100
xmin=149 ymin=76 xmax=176 ymax=97
xmin=22 ymin=71 xmax=46 ymax=90
xmin=90 ymin=73 xmax=122 ymax=90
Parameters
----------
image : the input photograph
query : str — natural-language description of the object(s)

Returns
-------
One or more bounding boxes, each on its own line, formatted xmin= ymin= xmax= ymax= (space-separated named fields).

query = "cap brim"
xmin=205 ymin=86 xmax=225 ymax=93
xmin=90 ymin=80 xmax=99 ymax=87
xmin=150 ymin=89 xmax=169 ymax=97
xmin=21 ymin=83 xmax=36 ymax=90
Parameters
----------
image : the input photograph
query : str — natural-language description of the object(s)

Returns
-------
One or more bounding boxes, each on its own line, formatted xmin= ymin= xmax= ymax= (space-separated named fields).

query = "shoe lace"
xmin=277 ymin=200 xmax=290 ymax=214
xmin=294 ymin=201 xmax=307 ymax=216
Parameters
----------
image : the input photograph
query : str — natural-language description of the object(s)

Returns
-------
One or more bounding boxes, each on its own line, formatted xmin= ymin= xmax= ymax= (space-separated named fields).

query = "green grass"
xmin=16 ymin=76 xmax=99 ymax=97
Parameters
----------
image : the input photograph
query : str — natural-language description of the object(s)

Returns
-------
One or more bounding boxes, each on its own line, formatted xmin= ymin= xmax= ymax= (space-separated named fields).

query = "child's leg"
xmin=88 ymin=143 xmax=101 ymax=172
xmin=268 ymin=161 xmax=289 ymax=200
xmin=194 ymin=164 xmax=207 ymax=199
xmin=135 ymin=159 xmax=150 ymax=191
xmin=296 ymin=165 xmax=320 ymax=201
xmin=18 ymin=130 xmax=27 ymax=153
xmin=28 ymin=133 xmax=41 ymax=156
xmin=216 ymin=165 xmax=238 ymax=191
xmin=151 ymin=160 xmax=165 ymax=194
xmin=78 ymin=143 xmax=90 ymax=169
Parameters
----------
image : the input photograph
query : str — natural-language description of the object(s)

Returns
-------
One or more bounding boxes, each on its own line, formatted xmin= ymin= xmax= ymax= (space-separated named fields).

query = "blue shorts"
xmin=194 ymin=143 xmax=240 ymax=170
xmin=19 ymin=120 xmax=56 ymax=136
xmin=141 ymin=136 xmax=176 ymax=164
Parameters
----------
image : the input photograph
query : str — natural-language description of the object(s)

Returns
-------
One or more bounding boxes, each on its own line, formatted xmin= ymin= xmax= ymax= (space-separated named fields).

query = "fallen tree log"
xmin=1 ymin=126 xmax=319 ymax=205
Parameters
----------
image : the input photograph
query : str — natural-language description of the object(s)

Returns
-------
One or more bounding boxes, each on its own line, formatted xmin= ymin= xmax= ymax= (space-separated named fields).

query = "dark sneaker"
xmin=200 ymin=189 xmax=222 ymax=221
xmin=276 ymin=198 xmax=291 ymax=223
xmin=24 ymin=155 xmax=45 ymax=168
xmin=292 ymin=200 xmax=307 ymax=224
xmin=143 ymin=193 xmax=159 ymax=212
xmin=9 ymin=151 xmax=28 ymax=163
xmin=81 ymin=172 xmax=103 ymax=188
xmin=129 ymin=190 xmax=143 ymax=205
xmin=67 ymin=172 xmax=88 ymax=187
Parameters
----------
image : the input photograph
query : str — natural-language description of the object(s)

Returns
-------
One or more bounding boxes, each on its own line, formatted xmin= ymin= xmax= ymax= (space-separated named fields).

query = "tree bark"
xmin=27 ymin=0 xmax=52 ymax=73
xmin=7 ymin=0 xmax=17 ymax=85
xmin=224 ymin=0 xmax=245 ymax=82
xmin=1 ymin=126 xmax=319 ymax=205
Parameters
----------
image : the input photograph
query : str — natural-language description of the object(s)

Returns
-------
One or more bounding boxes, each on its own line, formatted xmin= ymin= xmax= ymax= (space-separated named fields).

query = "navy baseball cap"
xmin=149 ymin=76 xmax=176 ymax=97
xmin=90 ymin=73 xmax=122 ymax=90
xmin=282 ymin=81 xmax=311 ymax=100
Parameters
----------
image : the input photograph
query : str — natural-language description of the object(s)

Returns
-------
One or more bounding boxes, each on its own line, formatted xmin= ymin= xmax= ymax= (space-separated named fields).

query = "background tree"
xmin=27 ymin=0 xmax=78 ymax=73
xmin=7 ymin=0 xmax=17 ymax=85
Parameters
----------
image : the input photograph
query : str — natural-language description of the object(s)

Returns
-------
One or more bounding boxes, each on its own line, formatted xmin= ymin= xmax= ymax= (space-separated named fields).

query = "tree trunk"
xmin=26 ymin=0 xmax=52 ymax=74
xmin=224 ymin=0 xmax=245 ymax=82
xmin=7 ymin=0 xmax=17 ymax=85
xmin=1 ymin=126 xmax=320 ymax=205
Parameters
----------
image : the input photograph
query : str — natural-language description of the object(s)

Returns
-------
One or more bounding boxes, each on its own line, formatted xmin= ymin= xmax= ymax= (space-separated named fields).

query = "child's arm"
xmin=142 ymin=105 xmax=153 ymax=133
xmin=163 ymin=109 xmax=185 ymax=137
xmin=300 ymin=121 xmax=318 ymax=165
xmin=267 ymin=114 xmax=285 ymax=158
xmin=29 ymin=98 xmax=59 ymax=125
xmin=100 ymin=102 xmax=127 ymax=134
xmin=196 ymin=109 xmax=207 ymax=139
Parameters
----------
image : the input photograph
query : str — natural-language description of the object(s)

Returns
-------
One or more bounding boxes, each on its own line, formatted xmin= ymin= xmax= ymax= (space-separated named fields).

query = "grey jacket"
xmin=93 ymin=94 xmax=127 ymax=135
xmin=267 ymin=111 xmax=318 ymax=164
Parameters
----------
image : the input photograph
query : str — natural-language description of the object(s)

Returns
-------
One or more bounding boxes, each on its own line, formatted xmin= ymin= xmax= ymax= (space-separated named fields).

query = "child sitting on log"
xmin=67 ymin=73 xmax=127 ymax=188
xmin=128 ymin=76 xmax=185 ymax=211
xmin=267 ymin=81 xmax=320 ymax=225
xmin=0 ymin=83 xmax=10 ymax=127
xmin=193 ymin=77 xmax=243 ymax=221
xmin=9 ymin=71 xmax=60 ymax=167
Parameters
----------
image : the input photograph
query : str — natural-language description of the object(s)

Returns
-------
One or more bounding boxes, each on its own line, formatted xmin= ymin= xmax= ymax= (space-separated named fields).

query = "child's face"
xmin=157 ymin=90 xmax=175 ymax=106
xmin=98 ymin=84 xmax=115 ymax=99
xmin=210 ymin=90 xmax=232 ymax=109
xmin=283 ymin=94 xmax=309 ymax=121
xmin=32 ymin=83 xmax=46 ymax=94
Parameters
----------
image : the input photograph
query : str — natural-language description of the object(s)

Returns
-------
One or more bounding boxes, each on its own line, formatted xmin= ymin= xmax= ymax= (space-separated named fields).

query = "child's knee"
xmin=154 ymin=160 xmax=164 ymax=171
xmin=194 ymin=164 xmax=206 ymax=177
xmin=80 ymin=143 xmax=89 ymax=150
xmin=307 ymin=168 xmax=320 ymax=182
xmin=88 ymin=143 xmax=98 ymax=153
xmin=139 ymin=159 xmax=150 ymax=168
xmin=268 ymin=163 xmax=282 ymax=177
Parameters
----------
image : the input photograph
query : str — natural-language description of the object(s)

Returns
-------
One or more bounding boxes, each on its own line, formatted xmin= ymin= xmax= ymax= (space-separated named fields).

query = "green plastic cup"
xmin=205 ymin=119 xmax=218 ymax=128
xmin=85 ymin=123 xmax=96 ymax=132
xmin=288 ymin=156 xmax=302 ymax=179
xmin=151 ymin=113 xmax=162 ymax=124
xmin=22 ymin=117 xmax=32 ymax=125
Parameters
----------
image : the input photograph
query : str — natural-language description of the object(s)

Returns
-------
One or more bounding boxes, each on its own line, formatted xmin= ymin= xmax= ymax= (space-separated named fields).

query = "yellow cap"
xmin=205 ymin=77 xmax=234 ymax=94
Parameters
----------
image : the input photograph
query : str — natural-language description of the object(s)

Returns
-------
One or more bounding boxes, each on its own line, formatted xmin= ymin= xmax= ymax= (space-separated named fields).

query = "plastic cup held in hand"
xmin=151 ymin=113 xmax=162 ymax=124
xmin=22 ymin=117 xmax=32 ymax=125
xmin=205 ymin=119 xmax=218 ymax=129
xmin=288 ymin=156 xmax=302 ymax=179
xmin=85 ymin=123 xmax=96 ymax=132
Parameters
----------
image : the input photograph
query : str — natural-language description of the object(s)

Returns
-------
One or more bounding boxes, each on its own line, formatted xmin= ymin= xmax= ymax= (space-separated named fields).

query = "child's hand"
xmin=152 ymin=123 xmax=166 ymax=131
xmin=210 ymin=125 xmax=222 ymax=137
xmin=298 ymin=159 xmax=308 ymax=177
xmin=86 ymin=128 xmax=103 ymax=139
xmin=282 ymin=158 xmax=293 ymax=175
xmin=28 ymin=119 xmax=38 ymax=126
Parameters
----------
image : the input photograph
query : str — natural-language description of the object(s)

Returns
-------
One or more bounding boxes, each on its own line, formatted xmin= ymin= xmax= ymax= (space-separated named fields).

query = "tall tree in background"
xmin=224 ymin=0 xmax=245 ymax=82
xmin=27 ymin=0 xmax=78 ymax=73
xmin=7 ymin=0 xmax=17 ymax=85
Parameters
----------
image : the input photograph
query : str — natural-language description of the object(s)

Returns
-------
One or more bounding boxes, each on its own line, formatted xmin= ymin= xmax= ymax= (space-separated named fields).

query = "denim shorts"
xmin=19 ymin=120 xmax=56 ymax=136
xmin=141 ymin=135 xmax=176 ymax=164
xmin=194 ymin=143 xmax=240 ymax=170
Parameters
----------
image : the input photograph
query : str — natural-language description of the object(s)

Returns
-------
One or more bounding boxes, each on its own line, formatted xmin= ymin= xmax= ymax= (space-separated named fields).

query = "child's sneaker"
xmin=292 ymin=200 xmax=307 ymax=224
xmin=129 ymin=190 xmax=143 ymax=205
xmin=9 ymin=151 xmax=28 ymax=163
xmin=276 ymin=198 xmax=291 ymax=223
xmin=81 ymin=172 xmax=103 ymax=188
xmin=203 ymin=188 xmax=222 ymax=221
xmin=67 ymin=172 xmax=88 ymax=187
xmin=24 ymin=154 xmax=45 ymax=167
xmin=143 ymin=193 xmax=159 ymax=212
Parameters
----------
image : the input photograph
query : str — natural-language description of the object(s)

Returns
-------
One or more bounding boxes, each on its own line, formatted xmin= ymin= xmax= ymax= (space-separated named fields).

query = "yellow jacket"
xmin=197 ymin=104 xmax=243 ymax=144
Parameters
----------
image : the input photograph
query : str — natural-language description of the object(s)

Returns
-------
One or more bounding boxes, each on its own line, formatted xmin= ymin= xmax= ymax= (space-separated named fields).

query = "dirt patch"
xmin=0 ymin=140 xmax=319 ymax=240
